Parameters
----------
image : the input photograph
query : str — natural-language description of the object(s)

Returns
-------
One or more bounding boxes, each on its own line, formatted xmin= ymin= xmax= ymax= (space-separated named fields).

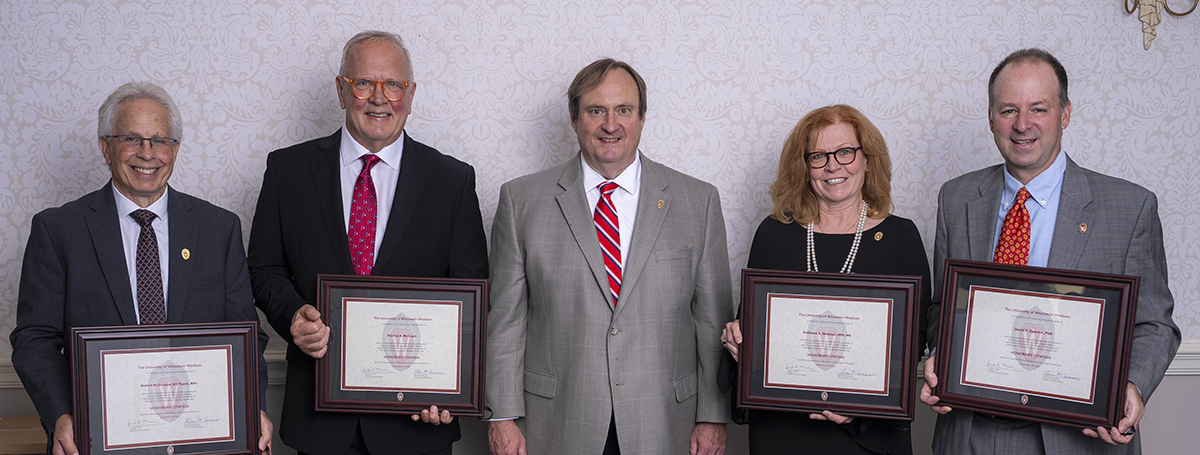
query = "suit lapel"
xmin=1048 ymin=158 xmax=1093 ymax=269
xmin=555 ymin=155 xmax=613 ymax=309
xmin=166 ymin=188 xmax=197 ymax=323
xmin=966 ymin=166 xmax=1004 ymax=261
xmin=616 ymin=156 xmax=668 ymax=318
xmin=87 ymin=183 xmax=138 ymax=325
xmin=312 ymin=130 xmax=355 ymax=274
xmin=375 ymin=134 xmax=428 ymax=272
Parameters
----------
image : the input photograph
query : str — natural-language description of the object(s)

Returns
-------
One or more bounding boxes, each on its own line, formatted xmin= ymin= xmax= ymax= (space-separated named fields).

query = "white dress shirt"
xmin=114 ymin=185 xmax=169 ymax=322
xmin=339 ymin=128 xmax=404 ymax=264
xmin=582 ymin=153 xmax=642 ymax=267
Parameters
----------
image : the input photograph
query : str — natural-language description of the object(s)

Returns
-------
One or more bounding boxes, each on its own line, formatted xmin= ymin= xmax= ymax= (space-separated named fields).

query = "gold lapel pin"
xmin=874 ymin=232 xmax=883 ymax=241
xmin=1078 ymin=223 xmax=1088 ymax=234
xmin=656 ymin=199 xmax=664 ymax=208
xmin=181 ymin=249 xmax=190 ymax=260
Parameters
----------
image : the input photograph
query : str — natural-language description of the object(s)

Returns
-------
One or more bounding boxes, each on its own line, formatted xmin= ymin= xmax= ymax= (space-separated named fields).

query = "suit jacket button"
xmin=610 ymin=327 xmax=620 ymax=336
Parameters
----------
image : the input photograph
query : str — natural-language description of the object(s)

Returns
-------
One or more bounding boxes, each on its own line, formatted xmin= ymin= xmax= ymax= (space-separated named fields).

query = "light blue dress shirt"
xmin=991 ymin=151 xmax=1068 ymax=267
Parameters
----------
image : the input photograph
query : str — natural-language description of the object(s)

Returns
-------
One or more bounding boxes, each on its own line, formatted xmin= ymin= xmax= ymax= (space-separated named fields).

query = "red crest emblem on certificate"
xmin=1011 ymin=305 xmax=1056 ymax=371
xmin=805 ymin=310 xmax=848 ymax=371
xmin=821 ymin=391 xmax=829 ymax=401
xmin=1021 ymin=394 xmax=1029 ymax=405
xmin=146 ymin=360 xmax=191 ymax=423
xmin=396 ymin=392 xmax=405 ymax=402
xmin=167 ymin=446 xmax=174 ymax=455
xmin=382 ymin=313 xmax=422 ymax=372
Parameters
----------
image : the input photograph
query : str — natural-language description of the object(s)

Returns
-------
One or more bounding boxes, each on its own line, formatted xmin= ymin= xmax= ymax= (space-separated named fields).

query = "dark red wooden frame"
xmin=933 ymin=259 xmax=1139 ymax=429
xmin=315 ymin=274 xmax=487 ymax=416
xmin=737 ymin=268 xmax=921 ymax=421
xmin=72 ymin=322 xmax=260 ymax=455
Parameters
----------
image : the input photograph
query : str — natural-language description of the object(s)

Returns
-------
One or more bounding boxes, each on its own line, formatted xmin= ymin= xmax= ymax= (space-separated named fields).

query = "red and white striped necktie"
xmin=594 ymin=181 xmax=622 ymax=306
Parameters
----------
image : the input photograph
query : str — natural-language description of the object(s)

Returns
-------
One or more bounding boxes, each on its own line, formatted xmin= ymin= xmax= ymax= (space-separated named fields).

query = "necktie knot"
xmin=131 ymin=209 xmax=157 ymax=227
xmin=1015 ymin=187 xmax=1031 ymax=205
xmin=598 ymin=181 xmax=619 ymax=196
xmin=359 ymin=154 xmax=381 ymax=174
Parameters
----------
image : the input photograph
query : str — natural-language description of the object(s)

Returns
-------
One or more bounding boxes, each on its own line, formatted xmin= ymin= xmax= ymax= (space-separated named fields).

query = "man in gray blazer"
xmin=10 ymin=81 xmax=272 ymax=455
xmin=919 ymin=49 xmax=1180 ymax=454
xmin=486 ymin=59 xmax=735 ymax=455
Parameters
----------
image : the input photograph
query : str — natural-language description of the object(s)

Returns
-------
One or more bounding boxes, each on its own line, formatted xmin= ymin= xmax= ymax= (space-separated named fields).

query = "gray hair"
xmin=339 ymin=30 xmax=413 ymax=80
xmin=97 ymin=81 xmax=183 ymax=140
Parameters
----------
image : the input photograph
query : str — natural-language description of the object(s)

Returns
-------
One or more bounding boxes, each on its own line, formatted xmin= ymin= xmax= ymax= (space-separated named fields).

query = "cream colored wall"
xmin=2 ymin=0 xmax=1198 ymax=453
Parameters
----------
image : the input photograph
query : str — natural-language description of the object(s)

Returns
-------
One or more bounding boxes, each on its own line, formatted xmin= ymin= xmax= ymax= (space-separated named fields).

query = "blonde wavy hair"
xmin=769 ymin=104 xmax=892 ymax=225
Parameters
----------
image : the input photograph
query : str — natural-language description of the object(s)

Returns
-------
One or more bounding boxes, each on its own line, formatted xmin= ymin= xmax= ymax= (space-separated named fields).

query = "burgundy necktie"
xmin=131 ymin=209 xmax=165 ymax=324
xmin=594 ymin=182 xmax=622 ymax=306
xmin=994 ymin=187 xmax=1032 ymax=265
xmin=350 ymin=154 xmax=382 ymax=275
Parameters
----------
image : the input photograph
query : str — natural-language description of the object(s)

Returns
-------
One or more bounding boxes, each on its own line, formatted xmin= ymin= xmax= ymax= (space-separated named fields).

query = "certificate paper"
xmin=763 ymin=293 xmax=893 ymax=395
xmin=341 ymin=298 xmax=462 ymax=393
xmin=100 ymin=346 xmax=234 ymax=449
xmin=961 ymin=286 xmax=1104 ymax=403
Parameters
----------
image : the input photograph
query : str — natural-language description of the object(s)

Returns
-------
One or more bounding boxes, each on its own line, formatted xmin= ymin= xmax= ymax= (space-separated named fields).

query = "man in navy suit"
xmin=10 ymin=81 xmax=272 ymax=455
xmin=247 ymin=30 xmax=487 ymax=455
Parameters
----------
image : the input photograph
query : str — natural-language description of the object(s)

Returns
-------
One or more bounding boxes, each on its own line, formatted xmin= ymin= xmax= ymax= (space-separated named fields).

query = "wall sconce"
xmin=1128 ymin=0 xmax=1197 ymax=50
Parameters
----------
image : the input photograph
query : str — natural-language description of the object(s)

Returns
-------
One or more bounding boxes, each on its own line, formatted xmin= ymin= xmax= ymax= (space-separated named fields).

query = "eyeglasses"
xmin=340 ymin=77 xmax=415 ymax=102
xmin=103 ymin=135 xmax=179 ymax=151
xmin=805 ymin=146 xmax=861 ymax=169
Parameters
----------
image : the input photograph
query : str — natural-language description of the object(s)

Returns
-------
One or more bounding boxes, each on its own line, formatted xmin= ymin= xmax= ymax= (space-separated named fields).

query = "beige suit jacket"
xmin=486 ymin=153 xmax=735 ymax=454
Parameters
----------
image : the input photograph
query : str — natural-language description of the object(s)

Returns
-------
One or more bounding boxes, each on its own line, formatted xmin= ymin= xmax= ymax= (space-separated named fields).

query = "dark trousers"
xmin=299 ymin=423 xmax=453 ymax=455
xmin=602 ymin=413 xmax=620 ymax=455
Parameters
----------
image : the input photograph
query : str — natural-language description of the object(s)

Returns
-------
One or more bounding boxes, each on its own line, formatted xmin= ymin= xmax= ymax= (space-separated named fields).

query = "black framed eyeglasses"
xmin=805 ymin=146 xmax=861 ymax=169
xmin=339 ymin=76 xmax=414 ymax=102
xmin=103 ymin=135 xmax=179 ymax=151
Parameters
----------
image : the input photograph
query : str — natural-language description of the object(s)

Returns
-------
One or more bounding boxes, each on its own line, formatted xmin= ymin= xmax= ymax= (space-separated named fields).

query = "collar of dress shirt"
xmin=1001 ymin=149 xmax=1067 ymax=210
xmin=339 ymin=127 xmax=405 ymax=172
xmin=581 ymin=151 xmax=642 ymax=197
xmin=113 ymin=183 xmax=170 ymax=221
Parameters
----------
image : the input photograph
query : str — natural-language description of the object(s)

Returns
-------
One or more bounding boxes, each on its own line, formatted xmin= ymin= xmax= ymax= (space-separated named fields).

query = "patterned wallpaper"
xmin=2 ymin=0 xmax=1198 ymax=360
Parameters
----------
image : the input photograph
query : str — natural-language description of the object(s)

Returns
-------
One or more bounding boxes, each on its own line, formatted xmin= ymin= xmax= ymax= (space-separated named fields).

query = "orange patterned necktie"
xmin=994 ymin=187 xmax=1031 ymax=265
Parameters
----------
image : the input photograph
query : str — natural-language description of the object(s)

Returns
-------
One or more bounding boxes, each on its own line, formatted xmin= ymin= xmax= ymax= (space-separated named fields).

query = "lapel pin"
xmin=1078 ymin=223 xmax=1087 ymax=234
xmin=181 ymin=249 xmax=190 ymax=260
xmin=656 ymin=199 xmax=664 ymax=208
xmin=874 ymin=232 xmax=883 ymax=241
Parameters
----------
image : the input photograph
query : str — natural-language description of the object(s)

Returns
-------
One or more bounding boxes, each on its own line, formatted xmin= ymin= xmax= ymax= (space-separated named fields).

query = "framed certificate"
xmin=71 ymin=322 xmax=260 ymax=455
xmin=737 ymin=268 xmax=921 ymax=420
xmin=933 ymin=259 xmax=1139 ymax=429
xmin=315 ymin=275 xmax=487 ymax=416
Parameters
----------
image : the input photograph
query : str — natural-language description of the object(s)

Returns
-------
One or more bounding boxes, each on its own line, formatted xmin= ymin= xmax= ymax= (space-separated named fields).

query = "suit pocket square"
xmin=655 ymin=248 xmax=692 ymax=261
xmin=523 ymin=368 xmax=557 ymax=398
xmin=672 ymin=372 xmax=697 ymax=402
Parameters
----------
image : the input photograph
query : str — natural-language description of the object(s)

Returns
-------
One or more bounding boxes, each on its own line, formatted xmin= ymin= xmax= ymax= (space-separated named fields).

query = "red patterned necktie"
xmin=594 ymin=182 xmax=622 ymax=306
xmin=131 ymin=209 xmax=165 ymax=324
xmin=994 ymin=187 xmax=1032 ymax=266
xmin=349 ymin=154 xmax=382 ymax=275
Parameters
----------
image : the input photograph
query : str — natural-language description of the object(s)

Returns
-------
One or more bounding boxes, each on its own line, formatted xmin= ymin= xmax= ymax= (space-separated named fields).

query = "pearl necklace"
xmin=806 ymin=200 xmax=867 ymax=274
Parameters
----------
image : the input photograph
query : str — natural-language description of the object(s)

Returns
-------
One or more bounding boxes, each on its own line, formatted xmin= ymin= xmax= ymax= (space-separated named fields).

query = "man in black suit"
xmin=247 ymin=30 xmax=488 ymax=455
xmin=10 ymin=81 xmax=272 ymax=455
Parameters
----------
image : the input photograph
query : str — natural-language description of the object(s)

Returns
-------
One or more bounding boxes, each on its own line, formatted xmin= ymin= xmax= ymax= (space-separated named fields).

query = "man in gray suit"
xmin=486 ymin=59 xmax=734 ymax=455
xmin=10 ymin=81 xmax=272 ymax=455
xmin=919 ymin=48 xmax=1180 ymax=454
